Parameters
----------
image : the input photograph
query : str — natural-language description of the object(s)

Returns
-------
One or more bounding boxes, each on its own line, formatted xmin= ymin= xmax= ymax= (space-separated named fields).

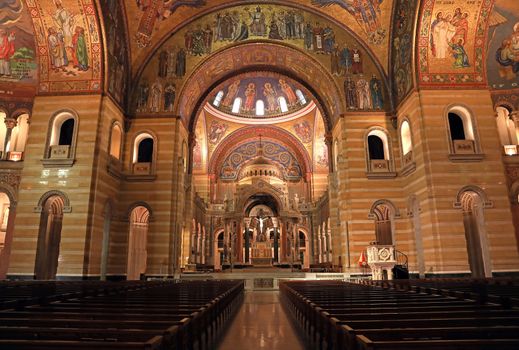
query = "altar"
xmin=251 ymin=241 xmax=272 ymax=266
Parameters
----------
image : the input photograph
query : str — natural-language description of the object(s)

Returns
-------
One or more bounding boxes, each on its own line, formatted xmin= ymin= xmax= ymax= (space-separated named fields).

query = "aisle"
xmin=217 ymin=291 xmax=305 ymax=350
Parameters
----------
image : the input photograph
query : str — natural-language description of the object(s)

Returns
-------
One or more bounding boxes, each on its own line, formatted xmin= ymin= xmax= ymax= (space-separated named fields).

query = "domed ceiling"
xmin=207 ymin=71 xmax=312 ymax=121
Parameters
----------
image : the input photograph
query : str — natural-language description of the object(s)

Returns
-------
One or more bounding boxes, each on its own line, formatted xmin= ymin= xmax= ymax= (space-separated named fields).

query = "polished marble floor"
xmin=217 ymin=291 xmax=305 ymax=350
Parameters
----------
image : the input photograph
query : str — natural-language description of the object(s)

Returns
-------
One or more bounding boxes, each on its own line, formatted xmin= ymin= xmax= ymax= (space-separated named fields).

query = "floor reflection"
xmin=218 ymin=291 xmax=305 ymax=350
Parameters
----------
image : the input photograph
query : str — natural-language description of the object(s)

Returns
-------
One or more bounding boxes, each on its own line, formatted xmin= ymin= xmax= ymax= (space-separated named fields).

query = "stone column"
xmin=3 ymin=117 xmax=17 ymax=159
xmin=273 ymin=226 xmax=279 ymax=263
xmin=293 ymin=220 xmax=299 ymax=263
xmin=0 ymin=203 xmax=16 ymax=279
xmin=244 ymin=220 xmax=250 ymax=264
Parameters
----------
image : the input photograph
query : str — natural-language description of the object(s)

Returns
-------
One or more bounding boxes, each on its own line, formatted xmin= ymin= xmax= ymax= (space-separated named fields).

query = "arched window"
xmin=368 ymin=135 xmax=385 ymax=160
xmin=232 ymin=97 xmax=242 ymax=114
xmin=448 ymin=113 xmax=466 ymax=140
xmin=132 ymin=133 xmax=155 ymax=175
xmin=59 ymin=119 xmax=74 ymax=146
xmin=109 ymin=123 xmax=123 ymax=160
xmin=446 ymin=106 xmax=481 ymax=159
xmin=495 ymin=106 xmax=518 ymax=155
xmin=279 ymin=97 xmax=289 ymax=113
xmin=399 ymin=119 xmax=415 ymax=172
xmin=43 ymin=110 xmax=79 ymax=167
xmin=296 ymin=90 xmax=307 ymax=105
xmin=400 ymin=120 xmax=412 ymax=155
xmin=137 ymin=138 xmax=153 ymax=162
xmin=213 ymin=91 xmax=224 ymax=107
xmin=366 ymin=128 xmax=395 ymax=177
xmin=256 ymin=100 xmax=265 ymax=116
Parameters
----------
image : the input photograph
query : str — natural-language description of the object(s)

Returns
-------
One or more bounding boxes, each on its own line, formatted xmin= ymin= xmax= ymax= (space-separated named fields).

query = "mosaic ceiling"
xmin=0 ymin=1 xmax=515 ymax=113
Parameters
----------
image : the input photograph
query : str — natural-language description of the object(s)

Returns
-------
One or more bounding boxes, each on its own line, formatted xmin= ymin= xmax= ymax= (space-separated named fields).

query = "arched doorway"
xmin=35 ymin=194 xmax=65 ymax=280
xmin=458 ymin=189 xmax=492 ymax=277
xmin=0 ymin=189 xmax=16 ymax=279
xmin=127 ymin=205 xmax=150 ymax=280
xmin=370 ymin=201 xmax=398 ymax=245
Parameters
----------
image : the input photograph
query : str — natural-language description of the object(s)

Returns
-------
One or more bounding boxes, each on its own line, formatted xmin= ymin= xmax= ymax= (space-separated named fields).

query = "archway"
xmin=369 ymin=200 xmax=399 ymax=245
xmin=35 ymin=194 xmax=65 ymax=280
xmin=127 ymin=205 xmax=150 ymax=280
xmin=458 ymin=189 xmax=492 ymax=277
xmin=0 ymin=189 xmax=16 ymax=279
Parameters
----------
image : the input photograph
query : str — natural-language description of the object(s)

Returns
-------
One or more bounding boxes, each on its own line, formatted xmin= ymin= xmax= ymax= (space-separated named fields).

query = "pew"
xmin=0 ymin=280 xmax=244 ymax=350
xmin=280 ymin=279 xmax=519 ymax=350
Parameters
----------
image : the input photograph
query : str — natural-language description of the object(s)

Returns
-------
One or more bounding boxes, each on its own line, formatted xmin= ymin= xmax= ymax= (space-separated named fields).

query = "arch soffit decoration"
xmin=454 ymin=185 xmax=494 ymax=209
xmin=180 ymin=43 xmax=343 ymax=131
xmin=33 ymin=190 xmax=72 ymax=213
xmin=208 ymin=125 xmax=312 ymax=176
xmin=130 ymin=0 xmax=390 ymax=83
xmin=368 ymin=199 xmax=400 ymax=219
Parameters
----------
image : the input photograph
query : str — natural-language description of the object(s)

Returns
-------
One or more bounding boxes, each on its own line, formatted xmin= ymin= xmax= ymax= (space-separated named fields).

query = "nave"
xmin=0 ymin=278 xmax=519 ymax=349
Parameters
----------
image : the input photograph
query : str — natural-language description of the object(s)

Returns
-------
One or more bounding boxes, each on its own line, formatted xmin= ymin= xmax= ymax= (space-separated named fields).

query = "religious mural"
xmin=311 ymin=0 xmax=386 ymax=45
xmin=25 ymin=0 xmax=102 ymax=93
xmin=134 ymin=0 xmax=207 ymax=48
xmin=212 ymin=73 xmax=307 ymax=117
xmin=313 ymin=111 xmax=329 ymax=171
xmin=134 ymin=3 xmax=387 ymax=114
xmin=293 ymin=121 xmax=313 ymax=144
xmin=0 ymin=0 xmax=37 ymax=96
xmin=219 ymin=140 xmax=302 ymax=181
xmin=390 ymin=0 xmax=417 ymax=105
xmin=192 ymin=114 xmax=206 ymax=171
xmin=417 ymin=0 xmax=492 ymax=86
xmin=486 ymin=0 xmax=519 ymax=91
xmin=100 ymin=0 xmax=129 ymax=107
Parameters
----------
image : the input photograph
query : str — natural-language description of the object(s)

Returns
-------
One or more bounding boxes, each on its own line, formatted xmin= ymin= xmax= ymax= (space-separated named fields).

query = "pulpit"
xmin=251 ymin=241 xmax=272 ymax=266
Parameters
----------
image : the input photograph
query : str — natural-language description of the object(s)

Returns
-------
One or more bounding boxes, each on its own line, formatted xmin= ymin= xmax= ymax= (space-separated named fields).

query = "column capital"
xmin=4 ymin=117 xmax=17 ymax=129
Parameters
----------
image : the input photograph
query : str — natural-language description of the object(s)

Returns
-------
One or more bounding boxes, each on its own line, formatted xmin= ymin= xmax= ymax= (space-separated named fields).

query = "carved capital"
xmin=4 ymin=118 xmax=17 ymax=129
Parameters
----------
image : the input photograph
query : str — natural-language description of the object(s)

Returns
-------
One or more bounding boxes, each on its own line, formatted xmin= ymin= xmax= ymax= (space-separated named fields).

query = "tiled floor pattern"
xmin=218 ymin=291 xmax=305 ymax=350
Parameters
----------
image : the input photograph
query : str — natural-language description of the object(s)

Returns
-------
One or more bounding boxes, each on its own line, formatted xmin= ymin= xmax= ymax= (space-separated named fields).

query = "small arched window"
xmin=400 ymin=120 xmax=412 ymax=155
xmin=109 ymin=123 xmax=123 ymax=160
xmin=279 ymin=97 xmax=289 ymax=113
xmin=58 ymin=119 xmax=74 ymax=146
xmin=256 ymin=100 xmax=265 ymax=116
xmin=368 ymin=135 xmax=385 ymax=160
xmin=446 ymin=106 xmax=481 ymax=159
xmin=366 ymin=128 xmax=395 ymax=177
xmin=448 ymin=113 xmax=466 ymax=140
xmin=137 ymin=138 xmax=153 ymax=163
xmin=296 ymin=90 xmax=307 ymax=105
xmin=43 ymin=110 xmax=79 ymax=167
xmin=213 ymin=91 xmax=224 ymax=107
xmin=132 ymin=132 xmax=155 ymax=175
xmin=232 ymin=98 xmax=242 ymax=114
xmin=495 ymin=106 xmax=517 ymax=156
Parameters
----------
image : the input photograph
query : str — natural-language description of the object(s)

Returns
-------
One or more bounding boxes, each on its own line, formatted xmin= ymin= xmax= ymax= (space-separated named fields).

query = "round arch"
xmin=178 ymin=42 xmax=345 ymax=131
xmin=208 ymin=126 xmax=312 ymax=177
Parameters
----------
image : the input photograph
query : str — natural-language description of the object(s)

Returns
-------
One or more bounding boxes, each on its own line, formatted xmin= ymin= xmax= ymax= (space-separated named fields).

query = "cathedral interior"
xmin=0 ymin=0 xmax=518 ymax=284
xmin=1 ymin=1 xmax=519 ymax=348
